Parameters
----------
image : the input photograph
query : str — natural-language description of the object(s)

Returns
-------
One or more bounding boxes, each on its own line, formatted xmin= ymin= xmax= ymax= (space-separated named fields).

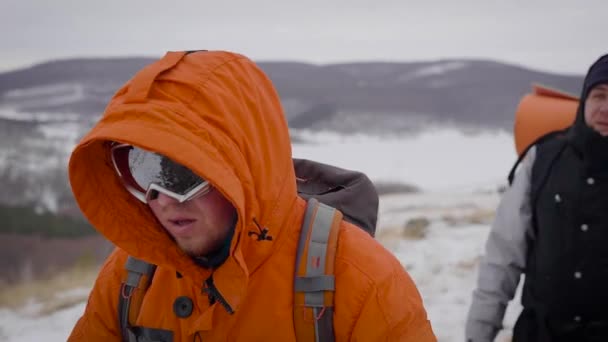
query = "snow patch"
xmin=413 ymin=61 xmax=468 ymax=76
xmin=292 ymin=128 xmax=516 ymax=191
xmin=0 ymin=107 xmax=81 ymax=122
xmin=3 ymin=83 xmax=81 ymax=100
xmin=397 ymin=61 xmax=468 ymax=83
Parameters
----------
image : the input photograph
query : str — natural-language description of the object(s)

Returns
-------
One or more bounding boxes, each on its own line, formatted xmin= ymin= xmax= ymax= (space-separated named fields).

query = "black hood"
xmin=567 ymin=53 xmax=608 ymax=173
xmin=573 ymin=54 xmax=608 ymax=127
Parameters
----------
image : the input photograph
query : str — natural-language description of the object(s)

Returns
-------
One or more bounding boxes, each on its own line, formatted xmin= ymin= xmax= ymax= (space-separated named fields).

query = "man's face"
xmin=584 ymin=83 xmax=608 ymax=136
xmin=148 ymin=188 xmax=236 ymax=257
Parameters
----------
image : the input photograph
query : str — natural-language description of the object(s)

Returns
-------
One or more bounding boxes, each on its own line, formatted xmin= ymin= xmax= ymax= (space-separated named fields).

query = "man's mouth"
xmin=170 ymin=219 xmax=196 ymax=226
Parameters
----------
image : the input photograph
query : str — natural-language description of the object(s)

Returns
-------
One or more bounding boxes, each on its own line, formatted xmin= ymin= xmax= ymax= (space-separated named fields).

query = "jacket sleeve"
xmin=68 ymin=248 xmax=127 ymax=342
xmin=465 ymin=147 xmax=537 ymax=342
xmin=350 ymin=262 xmax=437 ymax=341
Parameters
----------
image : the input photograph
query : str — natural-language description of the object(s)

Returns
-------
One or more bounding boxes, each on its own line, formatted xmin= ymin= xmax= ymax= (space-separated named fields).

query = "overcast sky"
xmin=0 ymin=0 xmax=605 ymax=75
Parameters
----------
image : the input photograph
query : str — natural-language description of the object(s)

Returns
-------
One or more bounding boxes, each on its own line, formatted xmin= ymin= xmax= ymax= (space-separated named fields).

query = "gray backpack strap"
xmin=119 ymin=256 xmax=156 ymax=342
xmin=294 ymin=197 xmax=343 ymax=342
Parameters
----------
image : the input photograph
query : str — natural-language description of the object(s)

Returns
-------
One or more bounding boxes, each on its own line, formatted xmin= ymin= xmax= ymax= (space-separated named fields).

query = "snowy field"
xmin=0 ymin=128 xmax=523 ymax=341
xmin=291 ymin=128 xmax=515 ymax=191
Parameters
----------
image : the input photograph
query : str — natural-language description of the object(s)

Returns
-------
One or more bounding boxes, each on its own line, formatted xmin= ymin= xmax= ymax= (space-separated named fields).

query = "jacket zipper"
xmin=203 ymin=276 xmax=234 ymax=314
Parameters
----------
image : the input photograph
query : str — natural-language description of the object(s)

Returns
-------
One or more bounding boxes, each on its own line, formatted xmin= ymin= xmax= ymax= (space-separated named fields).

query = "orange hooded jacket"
xmin=67 ymin=51 xmax=436 ymax=341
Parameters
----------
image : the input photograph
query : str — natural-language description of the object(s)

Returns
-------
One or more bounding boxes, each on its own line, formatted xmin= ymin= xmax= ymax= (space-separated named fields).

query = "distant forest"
xmin=0 ymin=204 xmax=95 ymax=237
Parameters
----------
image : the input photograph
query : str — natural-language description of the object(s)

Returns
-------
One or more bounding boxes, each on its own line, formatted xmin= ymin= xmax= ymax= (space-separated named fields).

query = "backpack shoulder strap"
xmin=294 ymin=197 xmax=343 ymax=342
xmin=507 ymin=129 xmax=567 ymax=185
xmin=529 ymin=134 xmax=569 ymax=221
xmin=118 ymin=256 xmax=157 ymax=342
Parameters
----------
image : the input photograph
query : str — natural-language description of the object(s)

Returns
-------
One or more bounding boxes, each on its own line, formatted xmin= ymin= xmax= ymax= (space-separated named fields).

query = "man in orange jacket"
xmin=68 ymin=50 xmax=436 ymax=341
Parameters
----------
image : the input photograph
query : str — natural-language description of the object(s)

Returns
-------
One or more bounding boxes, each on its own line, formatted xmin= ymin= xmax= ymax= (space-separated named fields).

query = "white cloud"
xmin=0 ymin=0 xmax=605 ymax=74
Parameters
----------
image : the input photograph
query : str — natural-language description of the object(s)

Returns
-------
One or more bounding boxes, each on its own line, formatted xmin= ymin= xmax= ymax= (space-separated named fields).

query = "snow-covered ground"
xmin=376 ymin=190 xmax=522 ymax=342
xmin=291 ymin=128 xmax=516 ymax=191
xmin=0 ymin=128 xmax=523 ymax=341
xmin=0 ymin=301 xmax=86 ymax=342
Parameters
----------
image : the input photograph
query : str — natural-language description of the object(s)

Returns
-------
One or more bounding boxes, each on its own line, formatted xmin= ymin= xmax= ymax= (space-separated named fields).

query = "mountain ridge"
xmin=0 ymin=56 xmax=584 ymax=211
xmin=0 ymin=56 xmax=583 ymax=130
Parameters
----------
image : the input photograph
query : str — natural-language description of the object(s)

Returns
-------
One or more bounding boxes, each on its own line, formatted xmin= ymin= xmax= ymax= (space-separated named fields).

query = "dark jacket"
xmin=466 ymin=54 xmax=608 ymax=342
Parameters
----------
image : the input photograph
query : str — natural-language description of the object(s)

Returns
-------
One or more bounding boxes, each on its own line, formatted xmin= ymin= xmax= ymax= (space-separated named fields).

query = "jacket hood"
xmin=568 ymin=54 xmax=608 ymax=171
xmin=68 ymin=51 xmax=298 ymax=297
xmin=573 ymin=53 xmax=608 ymax=127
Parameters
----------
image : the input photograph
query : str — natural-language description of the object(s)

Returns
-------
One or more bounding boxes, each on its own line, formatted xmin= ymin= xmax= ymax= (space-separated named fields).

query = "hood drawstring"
xmin=248 ymin=218 xmax=273 ymax=241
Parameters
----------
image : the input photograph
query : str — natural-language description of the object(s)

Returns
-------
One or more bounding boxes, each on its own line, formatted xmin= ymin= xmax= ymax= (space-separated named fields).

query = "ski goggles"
xmin=110 ymin=143 xmax=212 ymax=204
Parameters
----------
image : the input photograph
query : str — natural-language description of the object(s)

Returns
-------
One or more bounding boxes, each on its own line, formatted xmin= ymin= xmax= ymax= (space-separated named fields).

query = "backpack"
xmin=118 ymin=159 xmax=379 ymax=342
xmin=507 ymin=84 xmax=578 ymax=185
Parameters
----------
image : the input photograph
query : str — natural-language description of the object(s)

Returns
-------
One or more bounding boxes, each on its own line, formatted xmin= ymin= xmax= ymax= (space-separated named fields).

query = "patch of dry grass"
xmin=375 ymin=226 xmax=403 ymax=245
xmin=442 ymin=208 xmax=496 ymax=226
xmin=374 ymin=181 xmax=420 ymax=196
xmin=0 ymin=261 xmax=100 ymax=315
xmin=377 ymin=217 xmax=431 ymax=242
xmin=401 ymin=217 xmax=430 ymax=240
xmin=495 ymin=332 xmax=513 ymax=342
xmin=455 ymin=256 xmax=480 ymax=270
xmin=36 ymin=293 xmax=89 ymax=317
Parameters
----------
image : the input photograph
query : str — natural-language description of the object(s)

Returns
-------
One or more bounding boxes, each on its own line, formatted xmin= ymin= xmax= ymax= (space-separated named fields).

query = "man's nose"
xmin=154 ymin=192 xmax=179 ymax=206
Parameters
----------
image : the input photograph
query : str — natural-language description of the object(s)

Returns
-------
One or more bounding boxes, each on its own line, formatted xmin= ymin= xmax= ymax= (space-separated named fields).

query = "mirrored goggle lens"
xmin=112 ymin=144 xmax=205 ymax=197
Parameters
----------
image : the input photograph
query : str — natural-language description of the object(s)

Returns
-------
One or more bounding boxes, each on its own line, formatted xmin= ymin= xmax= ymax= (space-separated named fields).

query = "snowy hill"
xmin=0 ymin=57 xmax=582 ymax=131
xmin=0 ymin=56 xmax=582 ymax=211
xmin=291 ymin=128 xmax=516 ymax=191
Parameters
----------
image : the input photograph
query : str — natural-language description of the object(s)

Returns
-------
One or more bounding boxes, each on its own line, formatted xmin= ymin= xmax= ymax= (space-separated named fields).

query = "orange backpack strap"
xmin=294 ymin=198 xmax=343 ymax=342
xmin=118 ymin=256 xmax=157 ymax=342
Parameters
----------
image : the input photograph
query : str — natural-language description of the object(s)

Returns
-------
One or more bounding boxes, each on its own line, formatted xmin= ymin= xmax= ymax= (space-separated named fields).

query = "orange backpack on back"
xmin=507 ymin=84 xmax=579 ymax=185
xmin=513 ymin=83 xmax=579 ymax=156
